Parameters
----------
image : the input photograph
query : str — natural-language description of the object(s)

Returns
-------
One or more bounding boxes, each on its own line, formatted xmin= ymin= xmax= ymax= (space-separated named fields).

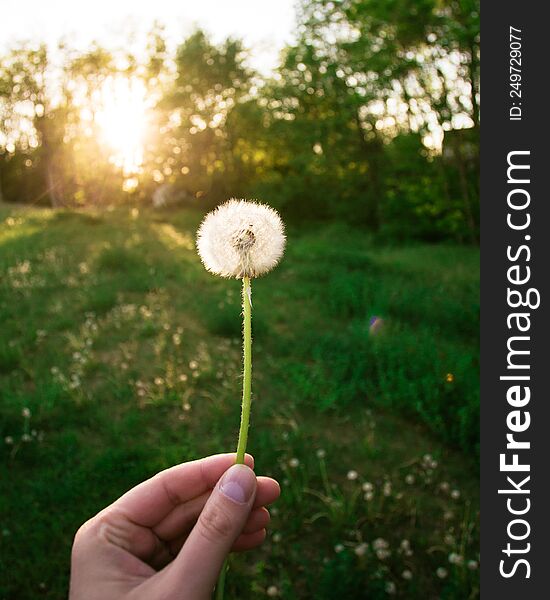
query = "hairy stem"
xmin=236 ymin=276 xmax=252 ymax=464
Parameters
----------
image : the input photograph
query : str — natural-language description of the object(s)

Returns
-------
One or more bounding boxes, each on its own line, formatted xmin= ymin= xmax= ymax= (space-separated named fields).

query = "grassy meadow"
xmin=0 ymin=205 xmax=479 ymax=599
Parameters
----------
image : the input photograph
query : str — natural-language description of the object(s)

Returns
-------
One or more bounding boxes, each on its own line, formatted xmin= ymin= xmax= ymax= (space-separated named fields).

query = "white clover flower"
xmin=316 ymin=448 xmax=326 ymax=459
xmin=334 ymin=544 xmax=345 ymax=553
xmin=347 ymin=470 xmax=359 ymax=481
xmin=266 ymin=586 xmax=279 ymax=597
xmin=362 ymin=482 xmax=374 ymax=492
xmin=467 ymin=560 xmax=478 ymax=570
xmin=289 ymin=458 xmax=300 ymax=468
xmin=21 ymin=407 xmax=31 ymax=419
xmin=451 ymin=489 xmax=461 ymax=500
xmin=405 ymin=474 xmax=415 ymax=485
xmin=436 ymin=567 xmax=448 ymax=579
xmin=196 ymin=199 xmax=286 ymax=279
xmin=402 ymin=570 xmax=413 ymax=580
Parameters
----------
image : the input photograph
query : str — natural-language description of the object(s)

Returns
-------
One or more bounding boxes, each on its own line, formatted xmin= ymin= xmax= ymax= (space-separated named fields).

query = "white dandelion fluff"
xmin=196 ymin=199 xmax=286 ymax=279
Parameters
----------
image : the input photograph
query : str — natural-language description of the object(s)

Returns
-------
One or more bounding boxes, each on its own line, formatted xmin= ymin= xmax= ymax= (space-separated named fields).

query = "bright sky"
xmin=0 ymin=0 xmax=297 ymax=72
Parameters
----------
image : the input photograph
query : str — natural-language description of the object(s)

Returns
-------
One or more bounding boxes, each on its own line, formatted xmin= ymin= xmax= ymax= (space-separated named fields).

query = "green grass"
xmin=0 ymin=205 xmax=479 ymax=599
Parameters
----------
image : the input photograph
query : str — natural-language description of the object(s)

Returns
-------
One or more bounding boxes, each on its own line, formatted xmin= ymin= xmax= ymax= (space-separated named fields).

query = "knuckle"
xmin=72 ymin=511 xmax=113 ymax=549
xmin=197 ymin=504 xmax=234 ymax=542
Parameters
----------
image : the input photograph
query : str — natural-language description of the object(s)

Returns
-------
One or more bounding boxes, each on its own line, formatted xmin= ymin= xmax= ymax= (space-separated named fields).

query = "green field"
xmin=0 ymin=205 xmax=479 ymax=599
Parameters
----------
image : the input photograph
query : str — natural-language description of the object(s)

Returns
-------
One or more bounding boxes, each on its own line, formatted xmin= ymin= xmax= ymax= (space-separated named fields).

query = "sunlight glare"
xmin=96 ymin=76 xmax=149 ymax=181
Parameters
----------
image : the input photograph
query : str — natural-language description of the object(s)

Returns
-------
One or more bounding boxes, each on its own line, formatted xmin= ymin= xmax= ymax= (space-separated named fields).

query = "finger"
xmin=111 ymin=453 xmax=254 ymax=527
xmin=163 ymin=464 xmax=257 ymax=597
xmin=255 ymin=476 xmax=281 ymax=506
xmin=153 ymin=490 xmax=210 ymax=542
xmin=165 ymin=505 xmax=270 ymax=559
xmin=231 ymin=528 xmax=266 ymax=552
xmin=154 ymin=475 xmax=279 ymax=542
xmin=242 ymin=507 xmax=270 ymax=534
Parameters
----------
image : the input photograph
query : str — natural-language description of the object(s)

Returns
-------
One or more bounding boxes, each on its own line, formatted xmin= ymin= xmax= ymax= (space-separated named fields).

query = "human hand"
xmin=69 ymin=453 xmax=280 ymax=600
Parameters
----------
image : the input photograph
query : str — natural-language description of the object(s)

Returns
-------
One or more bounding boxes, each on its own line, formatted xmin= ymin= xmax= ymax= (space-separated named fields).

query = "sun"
xmin=96 ymin=76 xmax=149 ymax=186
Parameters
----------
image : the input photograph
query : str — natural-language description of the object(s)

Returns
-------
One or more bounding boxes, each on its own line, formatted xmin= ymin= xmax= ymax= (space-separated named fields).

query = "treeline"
xmin=0 ymin=0 xmax=479 ymax=242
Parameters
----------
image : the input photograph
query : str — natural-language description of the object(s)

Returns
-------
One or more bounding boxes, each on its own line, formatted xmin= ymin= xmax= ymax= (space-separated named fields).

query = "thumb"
xmin=168 ymin=463 xmax=257 ymax=598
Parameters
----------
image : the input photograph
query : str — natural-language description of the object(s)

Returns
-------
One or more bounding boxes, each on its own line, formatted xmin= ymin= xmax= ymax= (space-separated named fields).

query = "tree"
xmin=156 ymin=30 xmax=255 ymax=206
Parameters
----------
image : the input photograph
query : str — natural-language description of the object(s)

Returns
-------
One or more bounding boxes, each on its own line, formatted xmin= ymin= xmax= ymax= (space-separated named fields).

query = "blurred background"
xmin=0 ymin=1 xmax=479 ymax=598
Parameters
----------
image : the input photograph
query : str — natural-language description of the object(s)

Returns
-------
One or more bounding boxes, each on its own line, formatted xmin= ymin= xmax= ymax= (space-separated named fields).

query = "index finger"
xmin=110 ymin=453 xmax=254 ymax=527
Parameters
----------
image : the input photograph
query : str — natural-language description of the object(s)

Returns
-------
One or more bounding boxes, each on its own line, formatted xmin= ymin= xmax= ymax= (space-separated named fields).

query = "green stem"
xmin=236 ymin=276 xmax=252 ymax=465
xmin=215 ymin=561 xmax=227 ymax=600
xmin=215 ymin=276 xmax=253 ymax=599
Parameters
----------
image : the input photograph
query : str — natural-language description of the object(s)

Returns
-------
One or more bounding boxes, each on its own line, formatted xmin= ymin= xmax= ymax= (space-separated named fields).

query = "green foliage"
xmin=0 ymin=205 xmax=478 ymax=598
xmin=1 ymin=1 xmax=479 ymax=242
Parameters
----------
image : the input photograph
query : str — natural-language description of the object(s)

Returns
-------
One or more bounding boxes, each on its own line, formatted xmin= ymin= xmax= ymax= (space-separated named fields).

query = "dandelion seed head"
xmin=196 ymin=199 xmax=286 ymax=279
xmin=373 ymin=538 xmax=389 ymax=551
xmin=375 ymin=548 xmax=391 ymax=561
xmin=347 ymin=470 xmax=359 ymax=481
xmin=449 ymin=552 xmax=463 ymax=565
xmin=385 ymin=581 xmax=396 ymax=594
xmin=354 ymin=542 xmax=368 ymax=556
xmin=444 ymin=534 xmax=455 ymax=546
